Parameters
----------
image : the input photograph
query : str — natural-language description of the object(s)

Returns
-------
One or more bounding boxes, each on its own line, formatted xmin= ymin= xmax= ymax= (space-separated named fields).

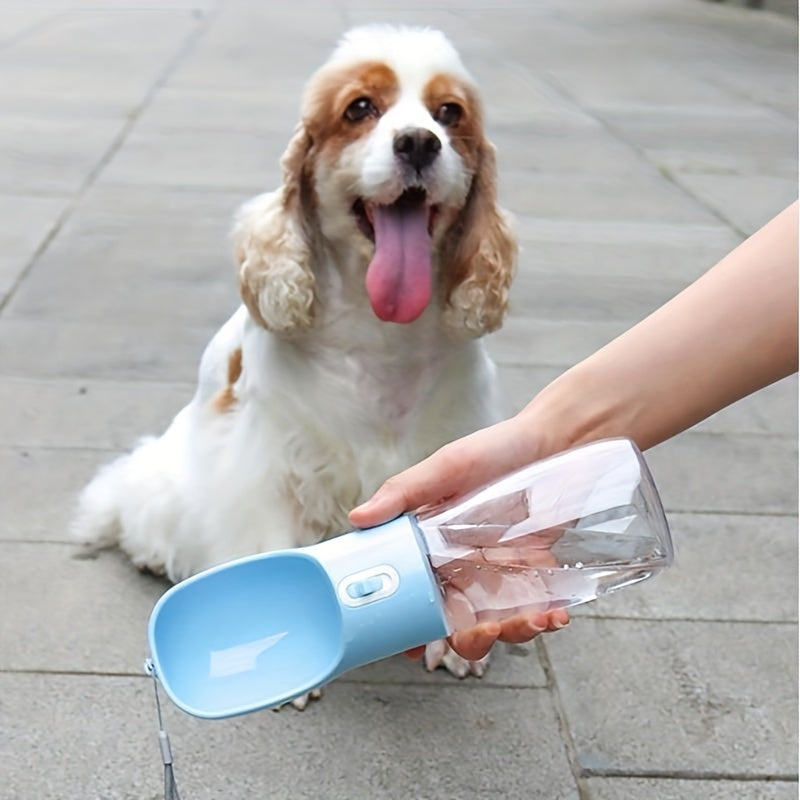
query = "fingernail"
xmin=552 ymin=618 xmax=569 ymax=630
xmin=527 ymin=623 xmax=546 ymax=634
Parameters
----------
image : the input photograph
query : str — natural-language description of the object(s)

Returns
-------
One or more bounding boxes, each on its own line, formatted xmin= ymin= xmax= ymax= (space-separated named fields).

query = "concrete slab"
xmin=0 ymin=544 xmax=165 ymax=674
xmin=646 ymin=432 xmax=798 ymax=515
xmin=573 ymin=512 xmax=798 ymax=623
xmin=0 ymin=447 xmax=112 ymax=542
xmin=0 ymin=192 xmax=68 ymax=303
xmin=501 ymin=172 xmax=724 ymax=224
xmin=0 ymin=672 xmax=579 ymax=800
xmin=0 ymin=377 xmax=192 ymax=449
xmin=0 ymin=115 xmax=124 ymax=194
xmin=0 ymin=6 xmax=204 ymax=117
xmin=584 ymin=777 xmax=798 ymax=800
xmin=0 ymin=318 xmax=213 ymax=383
xmin=99 ymin=128 xmax=285 ymax=193
xmin=544 ymin=617 xmax=798 ymax=779
xmin=672 ymin=173 xmax=798 ymax=235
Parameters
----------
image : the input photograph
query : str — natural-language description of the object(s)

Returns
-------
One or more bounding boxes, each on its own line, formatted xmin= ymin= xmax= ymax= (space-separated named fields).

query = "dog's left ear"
xmin=234 ymin=124 xmax=317 ymax=335
xmin=440 ymin=139 xmax=517 ymax=339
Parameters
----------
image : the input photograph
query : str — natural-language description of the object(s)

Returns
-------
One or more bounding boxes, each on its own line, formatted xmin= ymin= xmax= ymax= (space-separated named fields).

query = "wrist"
xmin=516 ymin=361 xmax=636 ymax=458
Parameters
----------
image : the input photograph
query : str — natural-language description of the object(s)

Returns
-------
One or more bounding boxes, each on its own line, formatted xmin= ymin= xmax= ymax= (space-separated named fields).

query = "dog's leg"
xmin=423 ymin=639 xmax=490 ymax=678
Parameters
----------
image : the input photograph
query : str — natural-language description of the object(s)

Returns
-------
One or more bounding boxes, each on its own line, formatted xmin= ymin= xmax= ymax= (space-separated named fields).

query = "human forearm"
xmin=522 ymin=201 xmax=799 ymax=454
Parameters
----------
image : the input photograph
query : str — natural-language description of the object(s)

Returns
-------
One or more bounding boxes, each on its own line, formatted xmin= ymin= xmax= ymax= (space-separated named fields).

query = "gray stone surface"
xmin=0 ymin=672 xmax=578 ymax=800
xmin=584 ymin=777 xmax=799 ymax=800
xmin=544 ymin=618 xmax=798 ymax=778
xmin=0 ymin=1 xmax=796 ymax=798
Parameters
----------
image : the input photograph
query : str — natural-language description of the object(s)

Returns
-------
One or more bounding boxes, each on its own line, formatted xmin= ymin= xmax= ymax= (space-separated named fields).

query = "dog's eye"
xmin=344 ymin=97 xmax=379 ymax=122
xmin=434 ymin=102 xmax=463 ymax=127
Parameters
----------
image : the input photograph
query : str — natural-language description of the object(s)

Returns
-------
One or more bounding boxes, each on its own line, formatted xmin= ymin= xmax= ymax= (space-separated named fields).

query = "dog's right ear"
xmin=234 ymin=123 xmax=316 ymax=334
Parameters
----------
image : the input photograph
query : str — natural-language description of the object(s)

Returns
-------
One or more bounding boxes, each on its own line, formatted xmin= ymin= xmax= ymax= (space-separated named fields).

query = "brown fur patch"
xmin=422 ymin=73 xmax=483 ymax=172
xmin=211 ymin=347 xmax=243 ymax=413
xmin=305 ymin=62 xmax=399 ymax=161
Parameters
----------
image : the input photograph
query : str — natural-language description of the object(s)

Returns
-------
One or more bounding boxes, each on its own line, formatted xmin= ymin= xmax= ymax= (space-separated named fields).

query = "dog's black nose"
xmin=393 ymin=128 xmax=442 ymax=172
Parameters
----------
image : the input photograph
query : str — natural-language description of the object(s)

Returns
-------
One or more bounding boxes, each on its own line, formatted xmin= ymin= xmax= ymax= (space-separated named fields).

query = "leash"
xmin=145 ymin=659 xmax=182 ymax=800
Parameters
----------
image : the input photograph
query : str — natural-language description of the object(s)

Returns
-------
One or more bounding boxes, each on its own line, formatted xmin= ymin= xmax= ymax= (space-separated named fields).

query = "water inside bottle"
xmin=414 ymin=439 xmax=673 ymax=631
xmin=425 ymin=511 xmax=670 ymax=627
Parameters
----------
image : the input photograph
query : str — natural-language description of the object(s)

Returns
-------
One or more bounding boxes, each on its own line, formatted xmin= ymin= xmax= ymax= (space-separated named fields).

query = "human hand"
xmin=349 ymin=416 xmax=548 ymax=530
xmin=403 ymin=610 xmax=569 ymax=662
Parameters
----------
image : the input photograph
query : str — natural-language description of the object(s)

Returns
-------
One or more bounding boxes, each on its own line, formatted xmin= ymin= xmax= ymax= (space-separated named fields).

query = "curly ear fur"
xmin=440 ymin=139 xmax=517 ymax=339
xmin=234 ymin=125 xmax=316 ymax=334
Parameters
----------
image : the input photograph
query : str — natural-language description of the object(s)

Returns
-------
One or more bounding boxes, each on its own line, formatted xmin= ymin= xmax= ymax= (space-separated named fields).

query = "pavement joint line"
xmin=567 ymin=615 xmax=798 ymax=626
xmin=0 ymin=5 xmax=218 ymax=317
xmin=581 ymin=768 xmax=799 ymax=782
xmin=497 ymin=58 xmax=754 ymax=240
xmin=534 ymin=635 xmax=591 ymax=798
xmin=0 ymin=668 xmax=147 ymax=678
xmin=0 ymin=8 xmax=70 ymax=52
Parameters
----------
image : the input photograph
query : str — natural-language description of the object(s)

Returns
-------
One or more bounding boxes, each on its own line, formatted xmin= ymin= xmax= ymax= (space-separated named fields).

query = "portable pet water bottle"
xmin=147 ymin=438 xmax=673 ymax=718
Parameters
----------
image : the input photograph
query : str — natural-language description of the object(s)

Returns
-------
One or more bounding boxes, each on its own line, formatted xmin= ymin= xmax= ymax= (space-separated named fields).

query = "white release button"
xmin=338 ymin=566 xmax=400 ymax=607
xmin=345 ymin=576 xmax=384 ymax=599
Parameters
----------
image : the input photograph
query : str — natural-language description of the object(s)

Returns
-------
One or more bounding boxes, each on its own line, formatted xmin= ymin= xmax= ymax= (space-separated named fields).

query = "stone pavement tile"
xmin=0 ymin=318 xmax=213 ymax=383
xmin=0 ymin=192 xmax=68 ymax=303
xmin=544 ymin=618 xmax=798 ymax=778
xmin=0 ymin=6 xmax=204 ymax=118
xmin=166 ymin=1 xmax=346 ymax=93
xmin=488 ymin=318 xmax=628 ymax=369
xmin=3 ymin=184 xmax=245 ymax=327
xmin=0 ymin=673 xmax=579 ymax=800
xmin=572 ymin=512 xmax=798 ymax=623
xmin=671 ymin=173 xmax=798 ymax=236
xmin=500 ymin=172 xmax=722 ymax=224
xmin=490 ymin=123 xmax=658 ymax=178
xmin=0 ymin=377 xmax=192 ymax=449
xmin=512 ymin=231 xmax=741 ymax=283
xmin=646 ymin=432 xmax=798 ymax=515
xmin=0 ymin=447 xmax=111 ymax=542
xmin=0 ymin=115 xmax=123 ymax=194
xmin=135 ymin=85 xmax=302 ymax=134
xmin=515 ymin=216 xmax=741 ymax=252
xmin=602 ymin=107 xmax=798 ymax=180
xmin=509 ymin=268 xmax=693 ymax=325
xmin=584 ymin=777 xmax=798 ymax=800
xmin=349 ymin=638 xmax=548 ymax=689
xmin=3 ymin=230 xmax=240 ymax=329
xmin=0 ymin=544 xmax=165 ymax=673
xmin=99 ymin=127 xmax=286 ymax=193
xmin=495 ymin=364 xmax=561 ymax=415
xmin=2 ymin=445 xmax=188 ymax=550
xmin=691 ymin=376 xmax=797 ymax=437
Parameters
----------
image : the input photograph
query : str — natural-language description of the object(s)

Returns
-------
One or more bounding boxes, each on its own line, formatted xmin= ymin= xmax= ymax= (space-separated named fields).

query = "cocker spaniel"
xmin=73 ymin=24 xmax=517 ymax=692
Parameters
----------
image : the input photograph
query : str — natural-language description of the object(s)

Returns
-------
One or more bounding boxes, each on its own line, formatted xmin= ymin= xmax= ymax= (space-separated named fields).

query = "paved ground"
xmin=0 ymin=1 xmax=797 ymax=799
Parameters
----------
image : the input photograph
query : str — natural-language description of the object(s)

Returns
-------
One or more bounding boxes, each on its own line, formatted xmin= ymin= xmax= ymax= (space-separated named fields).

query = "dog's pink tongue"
xmin=365 ymin=202 xmax=432 ymax=323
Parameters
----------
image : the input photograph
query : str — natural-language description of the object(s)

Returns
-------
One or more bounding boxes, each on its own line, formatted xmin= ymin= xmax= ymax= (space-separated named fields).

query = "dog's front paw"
xmin=423 ymin=639 xmax=489 ymax=678
xmin=271 ymin=688 xmax=323 ymax=712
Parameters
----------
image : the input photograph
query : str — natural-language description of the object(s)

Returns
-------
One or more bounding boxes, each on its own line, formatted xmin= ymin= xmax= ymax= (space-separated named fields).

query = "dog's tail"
xmin=70 ymin=447 xmax=143 ymax=552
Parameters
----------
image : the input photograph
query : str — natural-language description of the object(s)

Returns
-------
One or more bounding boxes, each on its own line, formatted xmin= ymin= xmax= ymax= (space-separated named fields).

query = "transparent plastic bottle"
xmin=147 ymin=437 xmax=674 ymax=718
xmin=415 ymin=437 xmax=673 ymax=630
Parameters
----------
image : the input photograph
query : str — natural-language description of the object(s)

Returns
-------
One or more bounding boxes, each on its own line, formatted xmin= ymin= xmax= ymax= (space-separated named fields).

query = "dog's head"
xmin=237 ymin=26 xmax=517 ymax=338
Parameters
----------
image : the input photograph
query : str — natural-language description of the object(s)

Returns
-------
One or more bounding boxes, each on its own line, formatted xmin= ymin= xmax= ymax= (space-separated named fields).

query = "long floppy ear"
xmin=233 ymin=124 xmax=316 ymax=334
xmin=440 ymin=139 xmax=517 ymax=339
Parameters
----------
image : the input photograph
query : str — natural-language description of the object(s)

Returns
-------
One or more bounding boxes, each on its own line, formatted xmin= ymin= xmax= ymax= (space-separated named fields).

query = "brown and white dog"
xmin=73 ymin=25 xmax=517 ymax=691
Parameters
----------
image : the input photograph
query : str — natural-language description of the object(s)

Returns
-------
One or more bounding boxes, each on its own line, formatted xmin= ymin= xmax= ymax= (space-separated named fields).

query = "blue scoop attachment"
xmin=147 ymin=515 xmax=449 ymax=718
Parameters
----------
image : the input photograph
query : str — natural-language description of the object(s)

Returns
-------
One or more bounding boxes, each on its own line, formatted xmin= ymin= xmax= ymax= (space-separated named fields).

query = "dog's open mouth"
xmin=352 ymin=188 xmax=437 ymax=241
xmin=353 ymin=188 xmax=438 ymax=324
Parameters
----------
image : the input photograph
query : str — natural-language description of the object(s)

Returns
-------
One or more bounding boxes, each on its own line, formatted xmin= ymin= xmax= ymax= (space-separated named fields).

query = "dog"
xmin=72 ymin=24 xmax=517 ymax=698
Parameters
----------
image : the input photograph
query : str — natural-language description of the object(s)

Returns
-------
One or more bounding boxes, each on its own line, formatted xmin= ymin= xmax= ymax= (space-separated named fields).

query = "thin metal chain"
xmin=149 ymin=664 xmax=182 ymax=800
